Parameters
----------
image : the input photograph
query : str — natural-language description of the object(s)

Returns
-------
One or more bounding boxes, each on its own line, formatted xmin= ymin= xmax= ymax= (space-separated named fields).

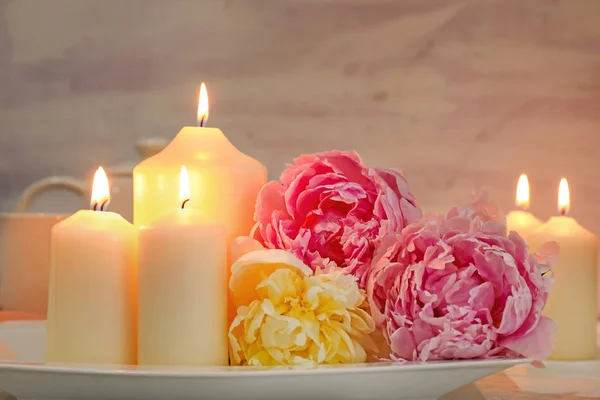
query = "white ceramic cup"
xmin=0 ymin=177 xmax=86 ymax=315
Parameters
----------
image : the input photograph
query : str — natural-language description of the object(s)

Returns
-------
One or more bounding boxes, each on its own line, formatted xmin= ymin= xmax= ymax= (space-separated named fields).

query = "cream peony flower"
xmin=228 ymin=266 xmax=375 ymax=366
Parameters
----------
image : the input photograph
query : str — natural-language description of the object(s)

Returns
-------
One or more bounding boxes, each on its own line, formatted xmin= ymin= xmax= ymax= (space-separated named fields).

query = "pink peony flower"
xmin=368 ymin=196 xmax=557 ymax=362
xmin=253 ymin=151 xmax=421 ymax=287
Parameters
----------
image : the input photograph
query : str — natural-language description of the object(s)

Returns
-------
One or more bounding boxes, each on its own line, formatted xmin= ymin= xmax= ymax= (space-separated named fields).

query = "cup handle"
xmin=15 ymin=176 xmax=88 ymax=213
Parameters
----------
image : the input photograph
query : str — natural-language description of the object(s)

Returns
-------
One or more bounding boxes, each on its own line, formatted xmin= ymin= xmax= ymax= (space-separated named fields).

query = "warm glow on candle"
xmin=91 ymin=167 xmax=110 ymax=211
xmin=515 ymin=173 xmax=531 ymax=210
xmin=558 ymin=178 xmax=570 ymax=215
xmin=197 ymin=83 xmax=209 ymax=127
xmin=180 ymin=165 xmax=190 ymax=208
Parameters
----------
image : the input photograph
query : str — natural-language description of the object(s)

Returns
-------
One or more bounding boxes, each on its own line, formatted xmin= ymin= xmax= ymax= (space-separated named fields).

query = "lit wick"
xmin=197 ymin=82 xmax=209 ymax=128
xmin=557 ymin=178 xmax=570 ymax=217
xmin=179 ymin=165 xmax=190 ymax=210
xmin=92 ymin=199 xmax=110 ymax=212
xmin=90 ymin=166 xmax=110 ymax=212
xmin=515 ymin=174 xmax=530 ymax=211
xmin=198 ymin=115 xmax=207 ymax=128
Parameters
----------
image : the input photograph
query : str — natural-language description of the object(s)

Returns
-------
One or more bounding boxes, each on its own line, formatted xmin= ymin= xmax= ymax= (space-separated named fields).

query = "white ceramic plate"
xmin=0 ymin=321 xmax=529 ymax=400
xmin=0 ymin=358 xmax=529 ymax=400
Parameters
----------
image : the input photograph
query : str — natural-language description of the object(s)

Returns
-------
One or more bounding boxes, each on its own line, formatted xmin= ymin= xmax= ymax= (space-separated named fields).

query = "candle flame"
xmin=91 ymin=166 xmax=110 ymax=211
xmin=515 ymin=173 xmax=531 ymax=210
xmin=197 ymin=83 xmax=209 ymax=127
xmin=558 ymin=178 xmax=570 ymax=215
xmin=180 ymin=165 xmax=190 ymax=208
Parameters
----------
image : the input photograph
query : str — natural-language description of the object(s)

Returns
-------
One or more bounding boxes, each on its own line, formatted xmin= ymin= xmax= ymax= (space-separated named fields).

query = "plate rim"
xmin=0 ymin=357 xmax=530 ymax=378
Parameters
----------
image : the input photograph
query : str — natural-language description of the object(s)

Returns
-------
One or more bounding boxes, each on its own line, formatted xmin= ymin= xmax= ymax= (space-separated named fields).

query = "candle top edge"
xmin=531 ymin=215 xmax=598 ymax=240
xmin=53 ymin=209 xmax=135 ymax=231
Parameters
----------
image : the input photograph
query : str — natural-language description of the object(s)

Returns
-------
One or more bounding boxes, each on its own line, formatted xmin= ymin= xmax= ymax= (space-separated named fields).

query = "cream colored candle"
xmin=138 ymin=166 xmax=228 ymax=366
xmin=46 ymin=167 xmax=137 ymax=364
xmin=506 ymin=174 xmax=543 ymax=240
xmin=133 ymin=83 xmax=267 ymax=242
xmin=134 ymin=84 xmax=266 ymax=321
xmin=528 ymin=178 xmax=598 ymax=360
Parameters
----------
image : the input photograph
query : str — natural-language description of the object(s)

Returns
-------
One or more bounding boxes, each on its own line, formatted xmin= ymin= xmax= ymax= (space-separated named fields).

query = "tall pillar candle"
xmin=134 ymin=84 xmax=266 ymax=321
xmin=528 ymin=178 xmax=598 ymax=360
xmin=506 ymin=174 xmax=542 ymax=240
xmin=46 ymin=167 xmax=137 ymax=364
xmin=138 ymin=166 xmax=228 ymax=366
xmin=133 ymin=84 xmax=267 ymax=243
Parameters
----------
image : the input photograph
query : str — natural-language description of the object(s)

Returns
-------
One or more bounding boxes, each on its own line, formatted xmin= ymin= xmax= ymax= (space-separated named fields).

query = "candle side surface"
xmin=137 ymin=208 xmax=228 ymax=366
xmin=46 ymin=210 xmax=137 ymax=364
xmin=506 ymin=210 xmax=543 ymax=240
xmin=528 ymin=216 xmax=598 ymax=360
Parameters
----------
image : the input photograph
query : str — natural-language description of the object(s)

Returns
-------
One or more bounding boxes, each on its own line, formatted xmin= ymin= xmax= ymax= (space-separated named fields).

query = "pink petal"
xmin=468 ymin=281 xmax=495 ymax=311
xmin=534 ymin=241 xmax=560 ymax=268
xmin=389 ymin=326 xmax=416 ymax=361
xmin=500 ymin=316 xmax=556 ymax=361
xmin=255 ymin=181 xmax=287 ymax=225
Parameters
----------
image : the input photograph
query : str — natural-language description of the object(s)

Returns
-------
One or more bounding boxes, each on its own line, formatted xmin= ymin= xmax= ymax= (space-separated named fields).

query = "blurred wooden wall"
xmin=1 ymin=0 xmax=600 ymax=235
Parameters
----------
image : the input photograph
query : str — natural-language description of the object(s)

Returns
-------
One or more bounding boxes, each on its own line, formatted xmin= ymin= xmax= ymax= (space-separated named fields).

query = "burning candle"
xmin=528 ymin=178 xmax=598 ymax=360
xmin=134 ymin=83 xmax=267 ymax=321
xmin=137 ymin=166 xmax=228 ymax=366
xmin=506 ymin=174 xmax=543 ymax=240
xmin=46 ymin=167 xmax=137 ymax=364
xmin=133 ymin=83 xmax=267 ymax=240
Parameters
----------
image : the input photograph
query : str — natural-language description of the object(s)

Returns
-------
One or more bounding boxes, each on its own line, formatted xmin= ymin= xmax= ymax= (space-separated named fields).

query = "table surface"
xmin=442 ymin=325 xmax=600 ymax=400
xmin=442 ymin=361 xmax=600 ymax=400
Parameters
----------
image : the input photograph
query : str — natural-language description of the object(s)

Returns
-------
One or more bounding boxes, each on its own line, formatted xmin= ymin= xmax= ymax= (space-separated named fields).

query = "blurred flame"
xmin=197 ymin=83 xmax=209 ymax=127
xmin=515 ymin=174 xmax=530 ymax=210
xmin=558 ymin=178 xmax=570 ymax=215
xmin=91 ymin=167 xmax=110 ymax=210
xmin=180 ymin=165 xmax=190 ymax=205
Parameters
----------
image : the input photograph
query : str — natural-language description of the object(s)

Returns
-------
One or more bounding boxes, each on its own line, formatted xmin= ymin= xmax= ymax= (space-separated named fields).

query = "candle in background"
xmin=506 ymin=174 xmax=543 ymax=240
xmin=138 ymin=166 xmax=228 ymax=366
xmin=46 ymin=167 xmax=137 ymax=364
xmin=528 ymin=178 xmax=598 ymax=360
xmin=133 ymin=83 xmax=267 ymax=241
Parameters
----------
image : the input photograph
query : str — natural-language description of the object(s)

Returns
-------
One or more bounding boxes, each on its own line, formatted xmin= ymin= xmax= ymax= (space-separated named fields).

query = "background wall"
xmin=1 ymin=0 xmax=600 ymax=234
